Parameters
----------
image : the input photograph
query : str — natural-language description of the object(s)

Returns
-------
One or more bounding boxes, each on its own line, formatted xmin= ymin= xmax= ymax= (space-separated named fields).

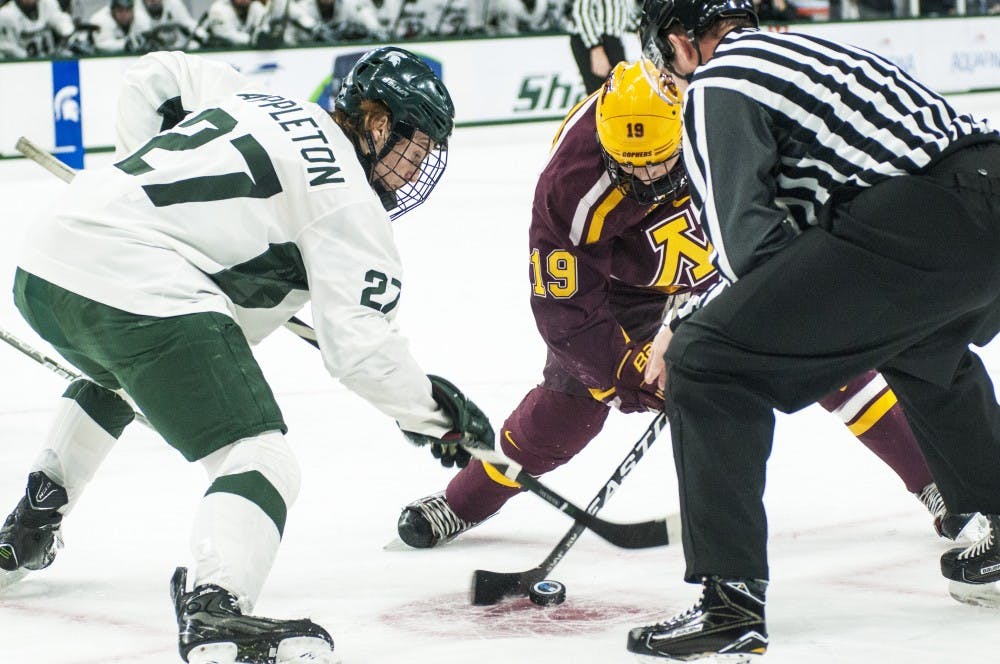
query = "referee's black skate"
xmin=941 ymin=514 xmax=1000 ymax=608
xmin=171 ymin=567 xmax=334 ymax=664
xmin=397 ymin=491 xmax=483 ymax=548
xmin=627 ymin=577 xmax=768 ymax=662
xmin=0 ymin=471 xmax=67 ymax=573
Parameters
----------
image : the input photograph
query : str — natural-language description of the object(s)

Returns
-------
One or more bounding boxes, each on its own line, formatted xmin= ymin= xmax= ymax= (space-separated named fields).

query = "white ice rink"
xmin=1 ymin=91 xmax=1000 ymax=664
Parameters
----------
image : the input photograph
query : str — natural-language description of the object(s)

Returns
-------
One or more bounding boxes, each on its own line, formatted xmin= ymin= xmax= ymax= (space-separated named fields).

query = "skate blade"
xmin=187 ymin=642 xmax=238 ymax=664
xmin=632 ymin=655 xmax=757 ymax=663
xmin=382 ymin=538 xmax=411 ymax=551
xmin=276 ymin=636 xmax=338 ymax=663
xmin=949 ymin=579 xmax=1000 ymax=608
xmin=0 ymin=568 xmax=28 ymax=593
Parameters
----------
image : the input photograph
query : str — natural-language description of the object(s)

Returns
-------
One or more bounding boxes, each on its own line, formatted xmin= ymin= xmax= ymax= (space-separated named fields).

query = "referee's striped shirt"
xmin=673 ymin=28 xmax=995 ymax=322
xmin=569 ymin=0 xmax=635 ymax=47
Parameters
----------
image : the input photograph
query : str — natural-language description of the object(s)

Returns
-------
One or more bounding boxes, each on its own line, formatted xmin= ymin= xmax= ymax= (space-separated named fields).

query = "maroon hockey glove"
xmin=595 ymin=342 xmax=665 ymax=414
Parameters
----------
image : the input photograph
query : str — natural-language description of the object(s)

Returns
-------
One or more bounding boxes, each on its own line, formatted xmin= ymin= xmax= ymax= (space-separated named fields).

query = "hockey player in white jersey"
xmin=0 ymin=0 xmax=73 ymax=58
xmin=203 ymin=0 xmax=268 ymax=46
xmin=0 ymin=48 xmax=492 ymax=664
xmin=86 ymin=0 xmax=151 ymax=53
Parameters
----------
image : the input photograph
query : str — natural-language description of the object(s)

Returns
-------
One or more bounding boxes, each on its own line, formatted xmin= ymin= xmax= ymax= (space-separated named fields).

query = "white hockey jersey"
xmin=203 ymin=0 xmax=267 ymax=46
xmin=20 ymin=52 xmax=451 ymax=439
xmin=282 ymin=0 xmax=384 ymax=45
xmin=134 ymin=0 xmax=201 ymax=49
xmin=86 ymin=5 xmax=151 ymax=53
xmin=0 ymin=0 xmax=73 ymax=58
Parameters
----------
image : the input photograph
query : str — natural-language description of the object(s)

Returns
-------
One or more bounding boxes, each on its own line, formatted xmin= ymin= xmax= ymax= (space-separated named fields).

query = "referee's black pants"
xmin=665 ymin=140 xmax=1000 ymax=583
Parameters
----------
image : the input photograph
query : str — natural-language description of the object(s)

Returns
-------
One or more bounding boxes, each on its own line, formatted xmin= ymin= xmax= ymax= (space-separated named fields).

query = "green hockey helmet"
xmin=334 ymin=46 xmax=455 ymax=147
xmin=334 ymin=47 xmax=455 ymax=219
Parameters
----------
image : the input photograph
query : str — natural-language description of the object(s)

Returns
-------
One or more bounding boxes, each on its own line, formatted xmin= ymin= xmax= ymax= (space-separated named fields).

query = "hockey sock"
xmin=818 ymin=370 xmax=933 ymax=493
xmin=446 ymin=387 xmax=608 ymax=522
xmin=192 ymin=430 xmax=300 ymax=612
xmin=31 ymin=379 xmax=136 ymax=514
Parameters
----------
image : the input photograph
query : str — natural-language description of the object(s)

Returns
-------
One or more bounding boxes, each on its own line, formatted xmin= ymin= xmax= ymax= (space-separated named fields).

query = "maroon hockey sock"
xmin=446 ymin=386 xmax=610 ymax=522
xmin=819 ymin=370 xmax=933 ymax=493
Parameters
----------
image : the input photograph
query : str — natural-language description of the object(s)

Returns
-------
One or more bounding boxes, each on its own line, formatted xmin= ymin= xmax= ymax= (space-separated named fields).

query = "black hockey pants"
xmin=664 ymin=140 xmax=1000 ymax=583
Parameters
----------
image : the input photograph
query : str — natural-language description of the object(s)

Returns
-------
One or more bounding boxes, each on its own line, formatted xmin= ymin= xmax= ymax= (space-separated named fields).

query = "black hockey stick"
xmin=0 ymin=326 xmax=153 ymax=428
xmin=471 ymin=411 xmax=675 ymax=604
xmin=463 ymin=441 xmax=675 ymax=551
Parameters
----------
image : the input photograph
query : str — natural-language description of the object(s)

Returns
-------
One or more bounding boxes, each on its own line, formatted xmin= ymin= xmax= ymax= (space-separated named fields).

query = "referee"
xmin=631 ymin=0 xmax=1000 ymax=660
xmin=568 ymin=0 xmax=635 ymax=93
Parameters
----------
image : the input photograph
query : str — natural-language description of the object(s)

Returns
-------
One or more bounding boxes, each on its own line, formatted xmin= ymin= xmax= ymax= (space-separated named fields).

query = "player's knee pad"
xmin=201 ymin=431 xmax=300 ymax=536
xmin=499 ymin=386 xmax=609 ymax=475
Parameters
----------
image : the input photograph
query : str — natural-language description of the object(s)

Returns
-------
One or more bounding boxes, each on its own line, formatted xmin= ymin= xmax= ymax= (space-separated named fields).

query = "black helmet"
xmin=639 ymin=0 xmax=757 ymax=68
xmin=334 ymin=46 xmax=454 ymax=146
xmin=334 ymin=47 xmax=454 ymax=220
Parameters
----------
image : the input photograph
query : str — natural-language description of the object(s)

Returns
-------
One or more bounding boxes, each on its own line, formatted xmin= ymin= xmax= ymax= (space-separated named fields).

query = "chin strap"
xmin=351 ymin=130 xmax=398 ymax=213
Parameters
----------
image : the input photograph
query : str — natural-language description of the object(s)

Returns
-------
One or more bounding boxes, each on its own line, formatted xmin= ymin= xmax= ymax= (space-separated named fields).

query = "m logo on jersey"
xmin=645 ymin=209 xmax=715 ymax=290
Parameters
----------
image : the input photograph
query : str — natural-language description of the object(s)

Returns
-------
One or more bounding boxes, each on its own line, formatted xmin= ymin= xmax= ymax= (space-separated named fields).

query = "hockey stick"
xmin=463 ymin=442 xmax=674 ymax=550
xmin=0 ymin=326 xmax=152 ymax=428
xmin=14 ymin=136 xmax=320 ymax=351
xmin=471 ymin=411 xmax=676 ymax=604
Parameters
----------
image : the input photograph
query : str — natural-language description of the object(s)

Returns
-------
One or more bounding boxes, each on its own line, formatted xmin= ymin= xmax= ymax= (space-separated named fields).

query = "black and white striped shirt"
xmin=675 ymin=28 xmax=995 ymax=320
xmin=569 ymin=0 xmax=635 ymax=48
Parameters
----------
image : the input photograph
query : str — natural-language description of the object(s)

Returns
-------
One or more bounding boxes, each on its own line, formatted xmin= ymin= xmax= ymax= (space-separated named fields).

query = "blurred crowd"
xmin=0 ymin=0 xmax=995 ymax=60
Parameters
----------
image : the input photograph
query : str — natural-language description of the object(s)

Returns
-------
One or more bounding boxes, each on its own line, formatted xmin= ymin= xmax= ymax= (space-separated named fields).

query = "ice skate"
xmin=627 ymin=577 xmax=768 ymax=662
xmin=171 ymin=567 xmax=335 ymax=664
xmin=397 ymin=491 xmax=484 ymax=549
xmin=941 ymin=514 xmax=1000 ymax=608
xmin=916 ymin=483 xmax=986 ymax=542
xmin=0 ymin=471 xmax=67 ymax=577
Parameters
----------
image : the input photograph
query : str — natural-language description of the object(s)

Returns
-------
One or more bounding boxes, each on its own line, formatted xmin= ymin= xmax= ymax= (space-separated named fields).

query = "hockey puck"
xmin=529 ymin=579 xmax=566 ymax=606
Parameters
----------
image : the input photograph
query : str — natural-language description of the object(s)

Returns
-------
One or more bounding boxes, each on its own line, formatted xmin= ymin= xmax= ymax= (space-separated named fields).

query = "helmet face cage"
xmin=600 ymin=147 xmax=687 ymax=205
xmin=370 ymin=122 xmax=449 ymax=220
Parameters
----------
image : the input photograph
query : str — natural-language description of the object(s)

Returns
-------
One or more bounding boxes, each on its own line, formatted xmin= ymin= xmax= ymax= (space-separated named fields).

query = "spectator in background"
xmin=0 ymin=0 xmax=74 ymax=58
xmin=134 ymin=0 xmax=202 ymax=49
xmin=568 ymin=0 xmax=634 ymax=93
xmin=283 ymin=0 xmax=386 ymax=44
xmin=391 ymin=0 xmax=469 ymax=38
xmin=87 ymin=0 xmax=149 ymax=53
xmin=464 ymin=0 xmax=527 ymax=35
xmin=518 ymin=0 xmax=566 ymax=33
xmin=753 ymin=0 xmax=798 ymax=21
xmin=203 ymin=0 xmax=266 ymax=46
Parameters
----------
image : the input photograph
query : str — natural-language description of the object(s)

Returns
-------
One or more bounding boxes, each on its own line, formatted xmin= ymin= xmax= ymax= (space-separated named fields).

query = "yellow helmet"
xmin=595 ymin=60 xmax=686 ymax=204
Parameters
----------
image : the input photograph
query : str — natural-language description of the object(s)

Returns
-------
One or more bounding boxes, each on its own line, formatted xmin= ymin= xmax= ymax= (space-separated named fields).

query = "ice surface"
xmin=1 ymin=92 xmax=999 ymax=663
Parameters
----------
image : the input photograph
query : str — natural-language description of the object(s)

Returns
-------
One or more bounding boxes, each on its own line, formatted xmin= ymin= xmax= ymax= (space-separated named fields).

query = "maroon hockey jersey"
xmin=529 ymin=94 xmax=719 ymax=391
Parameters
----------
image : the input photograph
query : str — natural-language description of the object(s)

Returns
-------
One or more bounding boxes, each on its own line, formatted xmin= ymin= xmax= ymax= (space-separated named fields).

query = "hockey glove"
xmin=401 ymin=375 xmax=496 ymax=469
xmin=593 ymin=342 xmax=665 ymax=414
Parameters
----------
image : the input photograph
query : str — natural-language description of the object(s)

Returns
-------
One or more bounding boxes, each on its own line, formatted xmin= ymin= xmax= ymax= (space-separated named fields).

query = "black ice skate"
xmin=397 ymin=491 xmax=484 ymax=549
xmin=941 ymin=514 xmax=1000 ymax=609
xmin=916 ymin=483 xmax=987 ymax=542
xmin=627 ymin=577 xmax=768 ymax=662
xmin=0 ymin=471 xmax=67 ymax=573
xmin=171 ymin=567 xmax=334 ymax=664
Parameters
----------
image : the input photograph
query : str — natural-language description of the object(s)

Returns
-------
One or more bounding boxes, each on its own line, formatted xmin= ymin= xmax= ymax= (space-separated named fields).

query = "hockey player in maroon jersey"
xmin=396 ymin=59 xmax=980 ymax=549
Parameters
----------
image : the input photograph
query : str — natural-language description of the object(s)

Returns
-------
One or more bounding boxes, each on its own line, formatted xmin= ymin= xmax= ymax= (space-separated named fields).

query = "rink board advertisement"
xmin=0 ymin=16 xmax=998 ymax=160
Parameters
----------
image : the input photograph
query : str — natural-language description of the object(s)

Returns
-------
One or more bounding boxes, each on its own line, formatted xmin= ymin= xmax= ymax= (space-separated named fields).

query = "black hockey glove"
xmin=401 ymin=375 xmax=495 ymax=469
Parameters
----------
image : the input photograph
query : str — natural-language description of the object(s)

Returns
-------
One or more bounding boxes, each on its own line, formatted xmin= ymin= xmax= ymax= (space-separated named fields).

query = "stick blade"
xmin=589 ymin=516 xmax=671 ymax=549
xmin=470 ymin=567 xmax=545 ymax=605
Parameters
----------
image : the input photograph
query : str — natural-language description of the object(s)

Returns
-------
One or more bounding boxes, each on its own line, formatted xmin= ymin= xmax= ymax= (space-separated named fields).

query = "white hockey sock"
xmin=31 ymin=391 xmax=125 ymax=514
xmin=191 ymin=430 xmax=300 ymax=612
